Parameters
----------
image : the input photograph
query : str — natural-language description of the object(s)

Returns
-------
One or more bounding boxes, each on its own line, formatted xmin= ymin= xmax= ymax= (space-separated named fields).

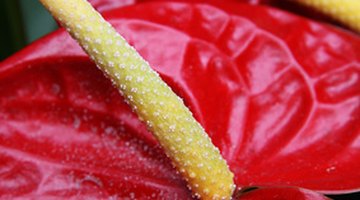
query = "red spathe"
xmin=0 ymin=2 xmax=359 ymax=199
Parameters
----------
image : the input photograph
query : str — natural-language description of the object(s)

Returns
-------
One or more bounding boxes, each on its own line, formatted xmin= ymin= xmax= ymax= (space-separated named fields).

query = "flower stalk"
xmin=38 ymin=0 xmax=235 ymax=199
xmin=296 ymin=0 xmax=360 ymax=32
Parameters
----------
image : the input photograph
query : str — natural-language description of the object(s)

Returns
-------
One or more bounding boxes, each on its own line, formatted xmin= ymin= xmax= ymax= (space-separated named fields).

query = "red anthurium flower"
xmin=88 ymin=0 xmax=353 ymax=33
xmin=1 ymin=1 xmax=359 ymax=199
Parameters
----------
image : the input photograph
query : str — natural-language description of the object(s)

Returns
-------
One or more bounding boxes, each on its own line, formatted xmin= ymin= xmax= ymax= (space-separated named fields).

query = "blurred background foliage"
xmin=0 ymin=0 xmax=57 ymax=60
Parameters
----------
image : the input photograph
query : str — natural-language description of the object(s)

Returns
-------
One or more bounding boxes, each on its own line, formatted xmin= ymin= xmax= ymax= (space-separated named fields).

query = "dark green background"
xmin=0 ymin=0 xmax=56 ymax=60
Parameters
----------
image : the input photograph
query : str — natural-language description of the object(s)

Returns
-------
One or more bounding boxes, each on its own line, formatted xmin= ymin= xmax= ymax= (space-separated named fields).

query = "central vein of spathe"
xmin=39 ymin=0 xmax=235 ymax=199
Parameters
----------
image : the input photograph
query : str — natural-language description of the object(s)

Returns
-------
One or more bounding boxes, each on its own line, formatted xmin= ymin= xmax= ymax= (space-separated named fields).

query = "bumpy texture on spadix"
xmin=297 ymin=0 xmax=360 ymax=32
xmin=39 ymin=0 xmax=235 ymax=199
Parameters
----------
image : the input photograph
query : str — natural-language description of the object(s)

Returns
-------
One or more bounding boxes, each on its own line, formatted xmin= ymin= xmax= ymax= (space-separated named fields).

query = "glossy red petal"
xmin=236 ymin=187 xmax=329 ymax=200
xmin=88 ymin=0 xmax=137 ymax=12
xmin=0 ymin=2 xmax=360 ymax=199
xmin=87 ymin=0 xmax=346 ymax=32
xmin=0 ymin=58 xmax=192 ymax=199
xmin=99 ymin=2 xmax=360 ymax=193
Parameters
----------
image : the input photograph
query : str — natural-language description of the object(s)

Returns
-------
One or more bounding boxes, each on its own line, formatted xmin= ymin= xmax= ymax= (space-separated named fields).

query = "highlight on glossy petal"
xmin=38 ymin=0 xmax=235 ymax=199
xmin=296 ymin=0 xmax=360 ymax=32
